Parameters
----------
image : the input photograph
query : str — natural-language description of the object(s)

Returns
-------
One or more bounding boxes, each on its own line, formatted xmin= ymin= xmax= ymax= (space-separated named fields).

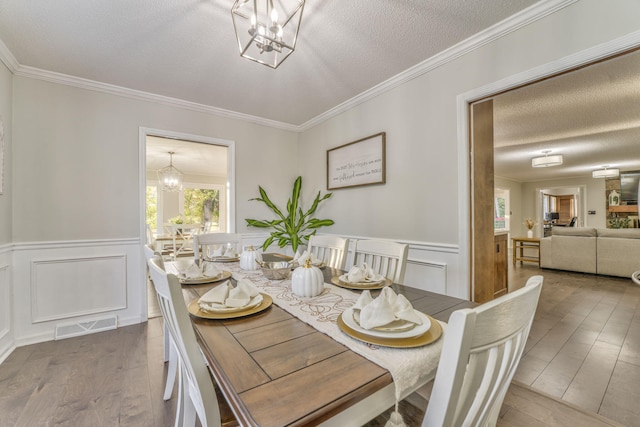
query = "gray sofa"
xmin=540 ymin=227 xmax=640 ymax=278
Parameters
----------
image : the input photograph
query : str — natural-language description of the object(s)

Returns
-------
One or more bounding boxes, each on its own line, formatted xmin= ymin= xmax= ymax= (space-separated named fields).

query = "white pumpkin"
xmin=291 ymin=259 xmax=324 ymax=298
xmin=239 ymin=245 xmax=263 ymax=271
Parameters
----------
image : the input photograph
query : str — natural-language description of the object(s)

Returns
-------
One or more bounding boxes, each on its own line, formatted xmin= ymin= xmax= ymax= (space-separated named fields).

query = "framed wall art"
xmin=327 ymin=132 xmax=386 ymax=190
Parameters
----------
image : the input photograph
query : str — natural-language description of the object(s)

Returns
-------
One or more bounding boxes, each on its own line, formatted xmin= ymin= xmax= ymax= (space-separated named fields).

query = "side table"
xmin=512 ymin=237 xmax=541 ymax=267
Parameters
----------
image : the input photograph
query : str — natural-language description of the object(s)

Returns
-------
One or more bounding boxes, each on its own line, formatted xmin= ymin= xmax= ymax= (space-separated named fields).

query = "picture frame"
xmin=327 ymin=132 xmax=386 ymax=190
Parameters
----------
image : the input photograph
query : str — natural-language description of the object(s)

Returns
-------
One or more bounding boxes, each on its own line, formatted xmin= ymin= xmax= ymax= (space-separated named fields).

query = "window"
xmin=146 ymin=184 xmax=158 ymax=234
xmin=179 ymin=183 xmax=227 ymax=232
xmin=494 ymin=188 xmax=510 ymax=231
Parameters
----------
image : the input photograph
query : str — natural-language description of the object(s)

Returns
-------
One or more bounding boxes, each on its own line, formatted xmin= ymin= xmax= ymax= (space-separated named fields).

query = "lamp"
xmin=157 ymin=151 xmax=184 ymax=192
xmin=231 ymin=0 xmax=305 ymax=69
xmin=531 ymin=150 xmax=563 ymax=168
xmin=592 ymin=166 xmax=619 ymax=178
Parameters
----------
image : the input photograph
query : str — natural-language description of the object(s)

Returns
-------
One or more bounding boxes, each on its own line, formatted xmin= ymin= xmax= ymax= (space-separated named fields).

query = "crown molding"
xmin=297 ymin=0 xmax=577 ymax=131
xmin=4 ymin=0 xmax=576 ymax=133
xmin=0 ymin=39 xmax=18 ymax=72
xmin=13 ymin=65 xmax=300 ymax=132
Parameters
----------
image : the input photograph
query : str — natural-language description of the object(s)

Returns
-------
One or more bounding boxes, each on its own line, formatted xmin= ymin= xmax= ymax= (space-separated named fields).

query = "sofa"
xmin=540 ymin=227 xmax=640 ymax=278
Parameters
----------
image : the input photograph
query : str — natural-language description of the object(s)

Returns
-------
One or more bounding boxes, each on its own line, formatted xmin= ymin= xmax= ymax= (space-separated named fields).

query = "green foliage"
xmin=146 ymin=186 xmax=158 ymax=231
xmin=184 ymin=188 xmax=220 ymax=224
xmin=245 ymin=176 xmax=334 ymax=252
xmin=608 ymin=215 xmax=630 ymax=229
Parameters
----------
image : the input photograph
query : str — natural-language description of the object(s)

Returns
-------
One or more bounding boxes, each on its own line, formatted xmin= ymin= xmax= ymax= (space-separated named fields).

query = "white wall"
xmin=2 ymin=0 xmax=640 ymax=354
xmin=298 ymin=0 xmax=640 ymax=298
xmin=0 ymin=60 xmax=13 ymax=360
xmin=9 ymin=76 xmax=299 ymax=346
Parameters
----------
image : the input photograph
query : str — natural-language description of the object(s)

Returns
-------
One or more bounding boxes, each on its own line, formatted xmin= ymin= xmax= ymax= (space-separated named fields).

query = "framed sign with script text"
xmin=327 ymin=132 xmax=386 ymax=190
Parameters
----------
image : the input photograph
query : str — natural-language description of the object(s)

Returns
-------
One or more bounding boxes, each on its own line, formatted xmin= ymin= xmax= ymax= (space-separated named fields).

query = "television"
xmin=620 ymin=171 xmax=640 ymax=205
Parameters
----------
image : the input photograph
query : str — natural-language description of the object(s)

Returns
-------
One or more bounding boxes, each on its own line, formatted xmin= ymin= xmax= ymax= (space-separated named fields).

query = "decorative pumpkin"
xmin=240 ymin=245 xmax=263 ymax=271
xmin=291 ymin=259 xmax=324 ymax=298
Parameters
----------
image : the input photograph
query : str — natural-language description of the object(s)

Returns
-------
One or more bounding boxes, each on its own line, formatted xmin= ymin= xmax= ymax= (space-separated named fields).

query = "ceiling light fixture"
xmin=231 ymin=0 xmax=305 ymax=69
xmin=592 ymin=165 xmax=619 ymax=178
xmin=531 ymin=150 xmax=563 ymax=168
xmin=157 ymin=151 xmax=184 ymax=192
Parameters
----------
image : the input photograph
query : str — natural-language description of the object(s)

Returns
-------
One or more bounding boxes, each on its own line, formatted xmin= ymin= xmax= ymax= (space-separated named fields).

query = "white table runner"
xmin=183 ymin=262 xmax=447 ymax=403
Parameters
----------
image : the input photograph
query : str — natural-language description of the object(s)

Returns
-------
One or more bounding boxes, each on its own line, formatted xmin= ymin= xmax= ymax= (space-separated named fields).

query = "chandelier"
xmin=157 ymin=152 xmax=184 ymax=192
xmin=231 ymin=0 xmax=305 ymax=69
xmin=531 ymin=150 xmax=563 ymax=168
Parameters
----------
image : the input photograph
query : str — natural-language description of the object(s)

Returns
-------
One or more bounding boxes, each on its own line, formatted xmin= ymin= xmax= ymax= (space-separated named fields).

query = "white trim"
xmin=3 ymin=0 xmax=575 ymax=132
xmin=12 ymin=238 xmax=139 ymax=251
xmin=0 ymin=39 xmax=18 ymax=72
xmin=457 ymin=30 xmax=640 ymax=297
xmin=139 ymin=127 xmax=236 ymax=318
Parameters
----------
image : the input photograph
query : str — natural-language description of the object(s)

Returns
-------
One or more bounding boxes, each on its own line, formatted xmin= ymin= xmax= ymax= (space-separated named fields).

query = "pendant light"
xmin=157 ymin=151 xmax=184 ymax=192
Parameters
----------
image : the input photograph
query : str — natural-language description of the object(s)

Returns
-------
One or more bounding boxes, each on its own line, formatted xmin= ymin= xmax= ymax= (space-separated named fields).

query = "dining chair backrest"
xmin=193 ymin=233 xmax=242 ymax=263
xmin=352 ymin=239 xmax=408 ymax=284
xmin=147 ymin=255 xmax=222 ymax=427
xmin=422 ymin=275 xmax=543 ymax=427
xmin=307 ymin=235 xmax=350 ymax=270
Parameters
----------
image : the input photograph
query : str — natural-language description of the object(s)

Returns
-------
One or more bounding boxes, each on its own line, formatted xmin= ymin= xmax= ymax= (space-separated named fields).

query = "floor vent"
xmin=54 ymin=316 xmax=118 ymax=340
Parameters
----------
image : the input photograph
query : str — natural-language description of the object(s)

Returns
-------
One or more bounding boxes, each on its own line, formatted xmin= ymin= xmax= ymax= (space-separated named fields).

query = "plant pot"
xmin=527 ymin=230 xmax=533 ymax=238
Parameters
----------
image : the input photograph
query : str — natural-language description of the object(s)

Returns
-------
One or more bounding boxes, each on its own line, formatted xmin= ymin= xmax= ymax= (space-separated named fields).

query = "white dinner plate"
xmin=338 ymin=274 xmax=385 ymax=286
xmin=341 ymin=307 xmax=431 ymax=339
xmin=198 ymin=293 xmax=263 ymax=314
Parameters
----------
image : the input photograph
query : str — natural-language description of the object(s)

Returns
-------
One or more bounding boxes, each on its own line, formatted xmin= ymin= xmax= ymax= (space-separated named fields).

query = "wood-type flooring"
xmin=1 ymin=262 xmax=638 ymax=426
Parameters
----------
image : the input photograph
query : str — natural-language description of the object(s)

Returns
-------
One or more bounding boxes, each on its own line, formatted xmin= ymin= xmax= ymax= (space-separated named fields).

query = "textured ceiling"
xmin=0 ymin=0 xmax=538 ymax=125
xmin=0 ymin=0 xmax=638 ymax=181
xmin=493 ymin=49 xmax=640 ymax=182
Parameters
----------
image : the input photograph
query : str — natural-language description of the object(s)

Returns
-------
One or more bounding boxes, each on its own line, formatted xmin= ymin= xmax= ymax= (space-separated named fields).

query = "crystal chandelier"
xmin=157 ymin=152 xmax=184 ymax=192
xmin=231 ymin=0 xmax=305 ymax=69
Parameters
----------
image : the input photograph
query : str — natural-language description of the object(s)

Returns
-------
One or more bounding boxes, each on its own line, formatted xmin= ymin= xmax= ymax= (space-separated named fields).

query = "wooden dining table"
xmin=176 ymin=257 xmax=474 ymax=427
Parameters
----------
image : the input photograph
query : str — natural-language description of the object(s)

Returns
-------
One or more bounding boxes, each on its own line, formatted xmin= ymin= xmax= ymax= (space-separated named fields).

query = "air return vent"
xmin=54 ymin=316 xmax=118 ymax=340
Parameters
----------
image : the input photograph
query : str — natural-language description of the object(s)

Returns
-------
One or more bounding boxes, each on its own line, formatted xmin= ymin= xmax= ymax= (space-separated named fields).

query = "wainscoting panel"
xmin=404 ymin=260 xmax=447 ymax=294
xmin=0 ymin=261 xmax=12 ymax=362
xmin=31 ymin=255 xmax=127 ymax=323
xmin=12 ymin=238 xmax=143 ymax=346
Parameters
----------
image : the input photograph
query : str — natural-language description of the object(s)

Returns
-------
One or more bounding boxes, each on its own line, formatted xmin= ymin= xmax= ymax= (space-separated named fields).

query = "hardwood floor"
xmin=509 ymin=260 xmax=640 ymax=427
xmin=2 ymin=265 xmax=638 ymax=426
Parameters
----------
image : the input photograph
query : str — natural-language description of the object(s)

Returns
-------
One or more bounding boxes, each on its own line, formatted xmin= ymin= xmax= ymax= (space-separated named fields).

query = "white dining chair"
xmin=421 ymin=275 xmax=543 ymax=427
xmin=147 ymin=255 xmax=223 ymax=427
xmin=307 ymin=235 xmax=350 ymax=269
xmin=193 ymin=233 xmax=242 ymax=263
xmin=168 ymin=223 xmax=202 ymax=259
xmin=352 ymin=239 xmax=409 ymax=284
xmin=144 ymin=245 xmax=177 ymax=402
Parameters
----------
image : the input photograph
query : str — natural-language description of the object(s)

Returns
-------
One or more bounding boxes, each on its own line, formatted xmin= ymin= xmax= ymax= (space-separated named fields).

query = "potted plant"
xmin=246 ymin=176 xmax=334 ymax=253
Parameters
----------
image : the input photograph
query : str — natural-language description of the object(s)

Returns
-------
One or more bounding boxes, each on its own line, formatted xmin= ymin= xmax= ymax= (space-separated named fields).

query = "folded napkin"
xmin=211 ymin=245 xmax=237 ymax=258
xmin=353 ymin=287 xmax=423 ymax=330
xmin=183 ymin=262 xmax=220 ymax=279
xmin=347 ymin=263 xmax=384 ymax=283
xmin=198 ymin=279 xmax=261 ymax=310
xmin=293 ymin=249 xmax=321 ymax=265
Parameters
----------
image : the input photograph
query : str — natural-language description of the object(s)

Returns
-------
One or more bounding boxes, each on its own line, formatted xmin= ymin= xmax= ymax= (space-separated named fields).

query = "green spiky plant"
xmin=246 ymin=176 xmax=334 ymax=253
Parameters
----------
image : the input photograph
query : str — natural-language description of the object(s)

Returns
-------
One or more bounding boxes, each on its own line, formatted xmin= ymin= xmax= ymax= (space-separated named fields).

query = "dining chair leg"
xmin=164 ymin=340 xmax=178 ymax=400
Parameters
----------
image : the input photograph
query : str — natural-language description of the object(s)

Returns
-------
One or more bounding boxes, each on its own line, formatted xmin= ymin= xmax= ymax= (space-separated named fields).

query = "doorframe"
xmin=457 ymin=30 xmax=640 ymax=299
xmin=138 ymin=127 xmax=236 ymax=320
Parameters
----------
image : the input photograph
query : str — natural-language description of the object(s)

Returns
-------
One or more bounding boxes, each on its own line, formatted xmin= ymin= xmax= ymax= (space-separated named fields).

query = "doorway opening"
xmin=139 ymin=128 xmax=235 ymax=319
